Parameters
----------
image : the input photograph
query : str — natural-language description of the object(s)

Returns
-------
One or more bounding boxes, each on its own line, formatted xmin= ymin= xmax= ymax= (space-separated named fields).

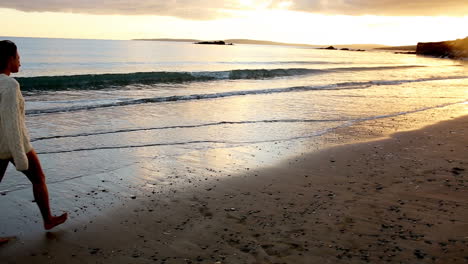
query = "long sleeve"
xmin=0 ymin=83 xmax=28 ymax=171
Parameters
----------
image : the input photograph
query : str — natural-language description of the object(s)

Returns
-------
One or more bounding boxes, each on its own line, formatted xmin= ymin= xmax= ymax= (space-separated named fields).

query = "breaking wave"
xmin=17 ymin=65 xmax=424 ymax=91
xmin=25 ymin=75 xmax=468 ymax=115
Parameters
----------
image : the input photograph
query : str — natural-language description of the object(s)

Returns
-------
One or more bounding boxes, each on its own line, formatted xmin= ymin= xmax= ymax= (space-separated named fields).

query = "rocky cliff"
xmin=416 ymin=37 xmax=468 ymax=59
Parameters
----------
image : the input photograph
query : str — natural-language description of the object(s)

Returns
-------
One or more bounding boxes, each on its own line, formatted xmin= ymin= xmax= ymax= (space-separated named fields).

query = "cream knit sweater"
xmin=0 ymin=74 xmax=33 ymax=171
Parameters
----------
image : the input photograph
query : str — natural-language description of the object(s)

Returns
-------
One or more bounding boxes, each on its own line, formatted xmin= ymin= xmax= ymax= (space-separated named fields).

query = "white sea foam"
xmin=25 ymin=75 xmax=468 ymax=115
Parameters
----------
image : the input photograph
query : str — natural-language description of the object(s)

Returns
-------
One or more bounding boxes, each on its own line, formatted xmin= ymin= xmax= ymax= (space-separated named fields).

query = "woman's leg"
xmin=0 ymin=160 xmax=11 ymax=243
xmin=21 ymin=150 xmax=67 ymax=230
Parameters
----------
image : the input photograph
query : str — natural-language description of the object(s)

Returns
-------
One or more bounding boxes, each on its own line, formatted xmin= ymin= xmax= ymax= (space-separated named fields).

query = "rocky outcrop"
xmin=416 ymin=37 xmax=468 ymax=59
xmin=395 ymin=51 xmax=416 ymax=55
xmin=318 ymin=46 xmax=365 ymax=52
xmin=195 ymin=41 xmax=233 ymax=45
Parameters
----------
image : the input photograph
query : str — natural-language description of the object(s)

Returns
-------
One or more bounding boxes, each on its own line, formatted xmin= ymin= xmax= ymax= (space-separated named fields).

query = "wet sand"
xmin=1 ymin=115 xmax=467 ymax=263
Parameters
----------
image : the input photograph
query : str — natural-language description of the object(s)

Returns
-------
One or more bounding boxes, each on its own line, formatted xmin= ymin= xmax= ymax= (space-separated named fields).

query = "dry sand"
xmin=1 ymin=115 xmax=467 ymax=264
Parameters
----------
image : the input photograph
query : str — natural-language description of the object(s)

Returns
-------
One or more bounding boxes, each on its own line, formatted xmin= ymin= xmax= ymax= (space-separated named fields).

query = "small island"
xmin=194 ymin=40 xmax=233 ymax=45
xmin=318 ymin=46 xmax=365 ymax=52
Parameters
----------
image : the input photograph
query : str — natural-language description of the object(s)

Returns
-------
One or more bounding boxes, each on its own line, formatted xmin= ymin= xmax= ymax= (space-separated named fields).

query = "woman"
xmin=0 ymin=40 xmax=67 ymax=243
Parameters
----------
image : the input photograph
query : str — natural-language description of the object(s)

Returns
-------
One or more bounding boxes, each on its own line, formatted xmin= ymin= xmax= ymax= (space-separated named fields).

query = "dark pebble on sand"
xmin=451 ymin=167 xmax=464 ymax=175
xmin=413 ymin=249 xmax=426 ymax=259
xmin=89 ymin=248 xmax=100 ymax=255
xmin=240 ymin=246 xmax=252 ymax=253
xmin=439 ymin=242 xmax=447 ymax=247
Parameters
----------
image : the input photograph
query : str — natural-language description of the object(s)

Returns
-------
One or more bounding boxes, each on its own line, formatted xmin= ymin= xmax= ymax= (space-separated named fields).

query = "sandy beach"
xmin=0 ymin=113 xmax=466 ymax=263
xmin=1 ymin=3 xmax=467 ymax=263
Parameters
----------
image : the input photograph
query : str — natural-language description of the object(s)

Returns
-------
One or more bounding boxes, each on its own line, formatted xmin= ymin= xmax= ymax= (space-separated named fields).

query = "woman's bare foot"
xmin=44 ymin=213 xmax=68 ymax=230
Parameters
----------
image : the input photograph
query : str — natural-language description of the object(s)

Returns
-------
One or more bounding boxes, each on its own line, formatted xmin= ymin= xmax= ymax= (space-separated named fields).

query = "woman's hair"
xmin=0 ymin=40 xmax=18 ymax=71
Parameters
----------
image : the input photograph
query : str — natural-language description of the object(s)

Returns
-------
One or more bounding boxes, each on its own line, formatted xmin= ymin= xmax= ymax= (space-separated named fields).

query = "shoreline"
xmin=1 ymin=114 xmax=467 ymax=263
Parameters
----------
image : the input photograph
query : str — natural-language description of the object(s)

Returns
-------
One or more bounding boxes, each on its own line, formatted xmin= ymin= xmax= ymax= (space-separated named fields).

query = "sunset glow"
xmin=1 ymin=1 xmax=467 ymax=45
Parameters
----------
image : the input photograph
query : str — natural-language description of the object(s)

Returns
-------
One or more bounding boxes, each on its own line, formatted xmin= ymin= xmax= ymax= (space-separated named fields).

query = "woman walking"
xmin=0 ymin=40 xmax=67 ymax=244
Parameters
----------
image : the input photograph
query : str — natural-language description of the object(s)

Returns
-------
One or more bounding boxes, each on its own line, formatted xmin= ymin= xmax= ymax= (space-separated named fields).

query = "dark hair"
xmin=0 ymin=40 xmax=18 ymax=71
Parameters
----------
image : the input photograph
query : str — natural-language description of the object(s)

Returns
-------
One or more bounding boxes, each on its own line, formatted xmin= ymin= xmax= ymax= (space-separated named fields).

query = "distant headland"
xmin=374 ymin=37 xmax=468 ymax=59
xmin=416 ymin=37 xmax=468 ymax=59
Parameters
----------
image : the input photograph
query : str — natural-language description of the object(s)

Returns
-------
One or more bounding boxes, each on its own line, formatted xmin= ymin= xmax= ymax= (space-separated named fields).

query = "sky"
xmin=1 ymin=0 xmax=467 ymax=45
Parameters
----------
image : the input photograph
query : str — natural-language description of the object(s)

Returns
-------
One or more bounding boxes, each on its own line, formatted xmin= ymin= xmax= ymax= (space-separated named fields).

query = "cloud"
xmin=277 ymin=0 xmax=468 ymax=16
xmin=0 ymin=0 xmax=243 ymax=20
xmin=0 ymin=0 xmax=467 ymax=19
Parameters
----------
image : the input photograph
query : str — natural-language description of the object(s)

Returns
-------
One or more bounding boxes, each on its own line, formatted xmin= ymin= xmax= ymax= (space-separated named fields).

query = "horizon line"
xmin=0 ymin=35 xmax=423 ymax=47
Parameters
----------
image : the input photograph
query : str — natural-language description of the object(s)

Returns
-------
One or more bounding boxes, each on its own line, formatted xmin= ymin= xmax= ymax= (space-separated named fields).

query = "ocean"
xmin=0 ymin=37 xmax=467 ymax=235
